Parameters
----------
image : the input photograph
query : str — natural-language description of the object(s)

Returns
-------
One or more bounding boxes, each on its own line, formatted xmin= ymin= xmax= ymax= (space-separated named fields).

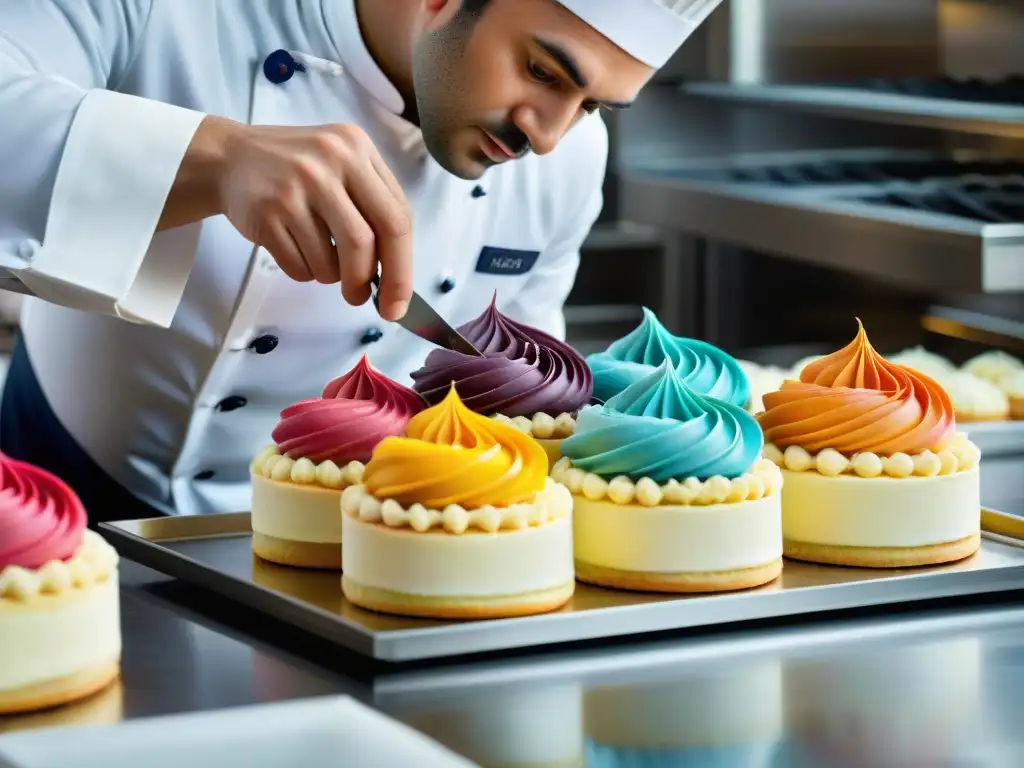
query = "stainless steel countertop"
xmin=3 ymin=561 xmax=1024 ymax=766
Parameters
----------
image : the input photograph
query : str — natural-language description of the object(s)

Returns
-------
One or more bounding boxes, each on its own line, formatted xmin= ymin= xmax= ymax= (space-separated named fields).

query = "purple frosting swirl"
xmin=410 ymin=295 xmax=593 ymax=418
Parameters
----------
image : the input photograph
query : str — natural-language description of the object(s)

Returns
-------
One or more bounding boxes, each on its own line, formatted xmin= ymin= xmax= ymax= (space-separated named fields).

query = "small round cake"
xmin=1000 ymin=368 xmax=1024 ymax=420
xmin=410 ymin=294 xmax=592 ymax=464
xmin=962 ymin=349 xmax=1023 ymax=386
xmin=739 ymin=360 xmax=787 ymax=415
xmin=758 ymin=320 xmax=981 ymax=569
xmin=0 ymin=453 xmax=121 ymax=715
xmin=888 ymin=345 xmax=957 ymax=381
xmin=584 ymin=661 xmax=783 ymax=768
xmin=341 ymin=386 xmax=574 ymax=619
xmin=938 ymin=370 xmax=1009 ymax=422
xmin=586 ymin=307 xmax=749 ymax=408
xmin=250 ymin=355 xmax=424 ymax=569
xmin=558 ymin=360 xmax=783 ymax=593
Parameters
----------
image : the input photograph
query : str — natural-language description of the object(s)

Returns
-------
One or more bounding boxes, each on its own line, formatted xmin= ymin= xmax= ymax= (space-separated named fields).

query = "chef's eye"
xmin=528 ymin=61 xmax=558 ymax=84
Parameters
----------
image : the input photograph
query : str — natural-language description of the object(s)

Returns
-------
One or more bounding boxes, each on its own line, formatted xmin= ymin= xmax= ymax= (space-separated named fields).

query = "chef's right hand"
xmin=216 ymin=120 xmax=413 ymax=321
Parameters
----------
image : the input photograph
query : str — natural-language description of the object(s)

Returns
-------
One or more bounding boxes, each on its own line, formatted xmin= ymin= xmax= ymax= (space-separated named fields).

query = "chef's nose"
xmin=512 ymin=102 xmax=579 ymax=156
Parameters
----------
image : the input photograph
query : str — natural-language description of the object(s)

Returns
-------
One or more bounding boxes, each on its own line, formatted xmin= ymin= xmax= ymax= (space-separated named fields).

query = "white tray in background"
xmin=0 ymin=695 xmax=477 ymax=768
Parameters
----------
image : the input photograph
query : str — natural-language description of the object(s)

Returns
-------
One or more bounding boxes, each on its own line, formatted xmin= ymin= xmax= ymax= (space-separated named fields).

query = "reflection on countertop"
xmin=375 ymin=607 xmax=1022 ymax=768
xmin=1 ymin=562 xmax=1022 ymax=767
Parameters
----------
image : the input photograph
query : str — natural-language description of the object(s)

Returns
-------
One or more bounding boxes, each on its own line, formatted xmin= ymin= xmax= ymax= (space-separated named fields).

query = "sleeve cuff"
xmin=17 ymin=88 xmax=206 ymax=327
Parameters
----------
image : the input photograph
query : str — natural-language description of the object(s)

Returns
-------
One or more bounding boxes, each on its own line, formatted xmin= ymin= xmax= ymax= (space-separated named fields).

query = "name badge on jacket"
xmin=474 ymin=246 xmax=541 ymax=276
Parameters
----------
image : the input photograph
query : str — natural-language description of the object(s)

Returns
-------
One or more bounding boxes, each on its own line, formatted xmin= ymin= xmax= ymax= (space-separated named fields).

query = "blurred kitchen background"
xmin=0 ymin=0 xmax=1020 ymax=511
xmin=570 ymin=0 xmax=1024 ymax=516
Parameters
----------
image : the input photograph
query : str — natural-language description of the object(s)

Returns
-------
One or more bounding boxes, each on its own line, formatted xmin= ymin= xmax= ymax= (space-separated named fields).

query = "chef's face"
xmin=412 ymin=0 xmax=654 ymax=179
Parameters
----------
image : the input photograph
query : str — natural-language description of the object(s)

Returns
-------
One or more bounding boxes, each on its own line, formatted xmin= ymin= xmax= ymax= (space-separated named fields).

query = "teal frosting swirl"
xmin=586 ymin=741 xmax=777 ymax=768
xmin=586 ymin=308 xmax=750 ymax=407
xmin=561 ymin=360 xmax=763 ymax=482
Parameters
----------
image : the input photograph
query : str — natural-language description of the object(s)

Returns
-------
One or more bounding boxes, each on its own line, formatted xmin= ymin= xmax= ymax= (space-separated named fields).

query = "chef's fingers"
xmin=289 ymin=213 xmax=339 ymax=284
xmin=261 ymin=221 xmax=312 ymax=282
xmin=347 ymin=157 xmax=413 ymax=322
xmin=365 ymin=144 xmax=409 ymax=212
xmin=319 ymin=190 xmax=375 ymax=307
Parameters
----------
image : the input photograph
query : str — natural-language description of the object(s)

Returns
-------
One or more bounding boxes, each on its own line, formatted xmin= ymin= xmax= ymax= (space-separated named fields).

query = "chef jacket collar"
xmin=321 ymin=0 xmax=406 ymax=116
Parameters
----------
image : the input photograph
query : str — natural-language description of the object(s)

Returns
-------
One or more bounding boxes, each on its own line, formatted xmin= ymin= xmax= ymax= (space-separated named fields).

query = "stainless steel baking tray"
xmin=100 ymin=510 xmax=1024 ymax=662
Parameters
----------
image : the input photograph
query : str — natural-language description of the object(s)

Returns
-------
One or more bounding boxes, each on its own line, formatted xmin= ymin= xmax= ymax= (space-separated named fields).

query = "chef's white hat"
xmin=554 ymin=0 xmax=724 ymax=68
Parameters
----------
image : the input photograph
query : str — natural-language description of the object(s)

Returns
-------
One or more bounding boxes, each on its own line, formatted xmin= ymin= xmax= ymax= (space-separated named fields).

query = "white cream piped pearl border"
xmin=341 ymin=477 xmax=571 ymax=534
xmin=762 ymin=431 xmax=980 ymax=478
xmin=491 ymin=412 xmax=576 ymax=439
xmin=0 ymin=531 xmax=118 ymax=602
xmin=250 ymin=445 xmax=365 ymax=490
xmin=551 ymin=456 xmax=783 ymax=507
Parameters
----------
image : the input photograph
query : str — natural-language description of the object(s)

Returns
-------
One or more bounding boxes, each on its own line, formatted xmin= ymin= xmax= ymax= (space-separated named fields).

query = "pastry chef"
xmin=0 ymin=0 xmax=722 ymax=521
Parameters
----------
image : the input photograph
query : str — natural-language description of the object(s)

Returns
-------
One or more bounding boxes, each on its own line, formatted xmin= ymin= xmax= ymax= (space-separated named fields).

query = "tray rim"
xmin=100 ymin=509 xmax=1024 ymax=662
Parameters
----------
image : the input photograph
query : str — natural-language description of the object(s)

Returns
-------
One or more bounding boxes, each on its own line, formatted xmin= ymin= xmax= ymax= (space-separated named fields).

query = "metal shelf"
xmin=620 ymin=149 xmax=1024 ymax=294
xmin=582 ymin=221 xmax=664 ymax=251
xmin=682 ymin=82 xmax=1024 ymax=139
xmin=922 ymin=306 xmax=1024 ymax=352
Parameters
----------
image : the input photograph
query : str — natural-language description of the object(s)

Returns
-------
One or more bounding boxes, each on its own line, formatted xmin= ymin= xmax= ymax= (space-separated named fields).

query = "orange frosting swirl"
xmin=757 ymin=320 xmax=955 ymax=455
xmin=363 ymin=387 xmax=548 ymax=509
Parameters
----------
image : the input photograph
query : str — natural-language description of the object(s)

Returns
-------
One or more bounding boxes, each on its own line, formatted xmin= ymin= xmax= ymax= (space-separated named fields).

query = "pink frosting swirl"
xmin=271 ymin=355 xmax=425 ymax=464
xmin=0 ymin=453 xmax=87 ymax=571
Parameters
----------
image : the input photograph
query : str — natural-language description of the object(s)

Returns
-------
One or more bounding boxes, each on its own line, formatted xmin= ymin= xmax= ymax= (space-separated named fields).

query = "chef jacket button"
xmin=17 ymin=239 xmax=39 ymax=260
xmin=471 ymin=185 xmax=486 ymax=198
xmin=360 ymin=327 xmax=384 ymax=345
xmin=439 ymin=276 xmax=456 ymax=293
xmin=263 ymin=49 xmax=305 ymax=84
xmin=248 ymin=334 xmax=279 ymax=354
xmin=195 ymin=470 xmax=215 ymax=481
xmin=216 ymin=395 xmax=248 ymax=412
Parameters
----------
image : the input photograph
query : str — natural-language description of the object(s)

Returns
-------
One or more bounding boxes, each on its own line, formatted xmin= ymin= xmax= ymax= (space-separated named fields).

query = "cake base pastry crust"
xmin=250 ymin=530 xmax=342 ymax=570
xmin=955 ymin=411 xmax=1007 ymax=423
xmin=342 ymin=576 xmax=576 ymax=621
xmin=1012 ymin=395 xmax=1024 ymax=421
xmin=574 ymin=558 xmax=783 ymax=593
xmin=0 ymin=659 xmax=119 ymax=716
xmin=783 ymin=532 xmax=981 ymax=569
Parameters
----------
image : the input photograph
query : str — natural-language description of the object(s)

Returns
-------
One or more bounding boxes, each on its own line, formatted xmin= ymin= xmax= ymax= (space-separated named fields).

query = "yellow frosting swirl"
xmin=363 ymin=386 xmax=548 ymax=509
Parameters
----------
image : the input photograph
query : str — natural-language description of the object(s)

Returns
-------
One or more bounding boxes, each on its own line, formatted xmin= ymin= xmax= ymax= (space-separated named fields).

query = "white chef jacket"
xmin=0 ymin=0 xmax=607 ymax=516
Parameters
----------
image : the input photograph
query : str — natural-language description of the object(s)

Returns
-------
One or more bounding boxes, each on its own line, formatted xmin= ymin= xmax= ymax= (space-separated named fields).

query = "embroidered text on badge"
xmin=474 ymin=247 xmax=541 ymax=276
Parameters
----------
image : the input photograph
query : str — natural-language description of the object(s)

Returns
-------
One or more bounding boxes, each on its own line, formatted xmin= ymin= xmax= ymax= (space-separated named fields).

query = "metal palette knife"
xmin=370 ymin=273 xmax=481 ymax=356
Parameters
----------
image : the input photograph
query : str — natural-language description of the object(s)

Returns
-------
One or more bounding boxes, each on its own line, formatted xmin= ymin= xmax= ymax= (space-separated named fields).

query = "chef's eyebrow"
xmin=532 ymin=37 xmax=634 ymax=110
